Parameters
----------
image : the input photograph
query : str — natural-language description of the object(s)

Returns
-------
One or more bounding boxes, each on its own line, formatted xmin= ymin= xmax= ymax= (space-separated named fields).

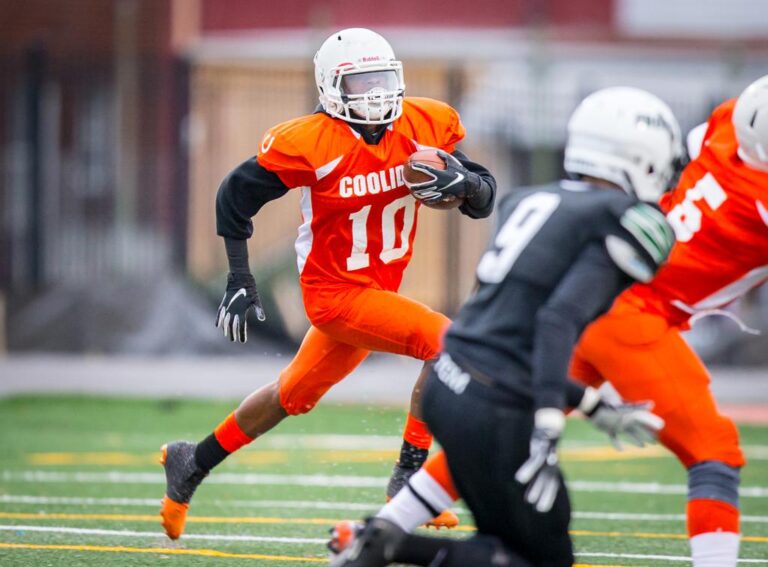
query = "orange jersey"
xmin=256 ymin=97 xmax=465 ymax=292
xmin=626 ymin=99 xmax=768 ymax=324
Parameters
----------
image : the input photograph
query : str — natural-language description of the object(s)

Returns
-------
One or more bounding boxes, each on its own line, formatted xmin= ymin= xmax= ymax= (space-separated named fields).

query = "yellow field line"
xmin=0 ymin=543 xmax=625 ymax=566
xmin=571 ymin=528 xmax=686 ymax=540
xmin=0 ymin=511 xmax=766 ymax=543
xmin=0 ymin=542 xmax=325 ymax=562
xmin=24 ymin=445 xmax=667 ymax=466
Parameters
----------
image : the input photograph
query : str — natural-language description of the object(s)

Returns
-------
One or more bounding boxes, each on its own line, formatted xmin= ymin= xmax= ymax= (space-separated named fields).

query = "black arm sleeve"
xmin=565 ymin=380 xmax=587 ymax=409
xmin=531 ymin=242 xmax=632 ymax=411
xmin=452 ymin=149 xmax=497 ymax=219
xmin=215 ymin=157 xmax=290 ymax=239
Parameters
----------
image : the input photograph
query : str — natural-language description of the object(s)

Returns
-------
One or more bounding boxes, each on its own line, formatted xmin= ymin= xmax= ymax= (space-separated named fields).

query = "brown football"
xmin=403 ymin=149 xmax=463 ymax=210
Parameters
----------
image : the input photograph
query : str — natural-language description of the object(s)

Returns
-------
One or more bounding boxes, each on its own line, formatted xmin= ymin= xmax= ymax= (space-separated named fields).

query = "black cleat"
xmin=159 ymin=441 xmax=208 ymax=539
xmin=329 ymin=517 xmax=407 ymax=567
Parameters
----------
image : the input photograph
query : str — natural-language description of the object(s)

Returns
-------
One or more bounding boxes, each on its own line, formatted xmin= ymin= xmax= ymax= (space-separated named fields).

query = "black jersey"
xmin=442 ymin=180 xmax=674 ymax=411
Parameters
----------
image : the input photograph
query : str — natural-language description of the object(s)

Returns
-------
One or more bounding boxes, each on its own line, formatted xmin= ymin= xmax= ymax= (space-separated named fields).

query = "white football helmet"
xmin=565 ymin=87 xmax=683 ymax=202
xmin=733 ymin=74 xmax=768 ymax=172
xmin=314 ymin=28 xmax=405 ymax=125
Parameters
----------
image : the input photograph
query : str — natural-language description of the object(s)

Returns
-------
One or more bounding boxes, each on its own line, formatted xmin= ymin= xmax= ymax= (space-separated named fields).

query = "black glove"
xmin=515 ymin=409 xmax=564 ymax=513
xmin=214 ymin=272 xmax=266 ymax=343
xmin=408 ymin=150 xmax=481 ymax=206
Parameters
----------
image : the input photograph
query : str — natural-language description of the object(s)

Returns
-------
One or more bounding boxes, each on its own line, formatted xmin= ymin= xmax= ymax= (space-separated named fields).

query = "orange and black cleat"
xmin=159 ymin=441 xmax=208 ymax=540
xmin=328 ymin=519 xmax=364 ymax=557
xmin=424 ymin=508 xmax=459 ymax=530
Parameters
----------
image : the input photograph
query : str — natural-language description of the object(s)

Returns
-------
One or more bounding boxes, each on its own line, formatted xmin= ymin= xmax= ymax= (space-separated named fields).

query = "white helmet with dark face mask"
xmin=564 ymin=87 xmax=684 ymax=202
xmin=733 ymin=74 xmax=768 ymax=172
xmin=314 ymin=28 xmax=405 ymax=125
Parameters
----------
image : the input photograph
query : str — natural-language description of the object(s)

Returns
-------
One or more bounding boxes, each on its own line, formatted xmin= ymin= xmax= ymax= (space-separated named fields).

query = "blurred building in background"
xmin=1 ymin=0 xmax=767 ymax=359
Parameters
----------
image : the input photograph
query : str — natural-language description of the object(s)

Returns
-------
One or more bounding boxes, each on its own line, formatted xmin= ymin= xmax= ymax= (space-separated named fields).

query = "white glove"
xmin=515 ymin=408 xmax=565 ymax=513
xmin=579 ymin=387 xmax=665 ymax=450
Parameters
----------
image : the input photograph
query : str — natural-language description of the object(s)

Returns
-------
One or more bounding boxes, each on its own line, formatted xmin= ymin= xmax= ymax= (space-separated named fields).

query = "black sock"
xmin=398 ymin=440 xmax=428 ymax=469
xmin=194 ymin=433 xmax=230 ymax=472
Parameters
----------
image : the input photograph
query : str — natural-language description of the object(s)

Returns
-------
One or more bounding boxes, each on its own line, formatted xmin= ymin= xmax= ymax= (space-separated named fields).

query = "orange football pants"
xmin=570 ymin=294 xmax=745 ymax=469
xmin=278 ymin=284 xmax=451 ymax=415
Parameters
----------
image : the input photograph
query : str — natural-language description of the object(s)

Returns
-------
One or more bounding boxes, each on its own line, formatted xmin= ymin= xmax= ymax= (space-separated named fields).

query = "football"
xmin=403 ymin=149 xmax=464 ymax=210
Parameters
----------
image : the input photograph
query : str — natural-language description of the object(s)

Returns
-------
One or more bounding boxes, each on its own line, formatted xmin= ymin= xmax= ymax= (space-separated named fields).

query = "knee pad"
xmin=688 ymin=460 xmax=740 ymax=507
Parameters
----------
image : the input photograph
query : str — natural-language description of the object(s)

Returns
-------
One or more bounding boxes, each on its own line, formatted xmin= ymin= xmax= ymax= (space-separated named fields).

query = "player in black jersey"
xmin=330 ymin=87 xmax=683 ymax=566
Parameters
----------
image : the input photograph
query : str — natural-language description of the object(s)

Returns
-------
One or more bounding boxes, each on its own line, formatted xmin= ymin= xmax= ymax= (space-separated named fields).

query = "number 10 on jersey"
xmin=347 ymin=196 xmax=416 ymax=271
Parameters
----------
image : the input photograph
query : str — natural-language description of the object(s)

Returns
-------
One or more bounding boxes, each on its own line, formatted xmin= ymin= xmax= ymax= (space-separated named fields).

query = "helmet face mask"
xmin=564 ymin=87 xmax=683 ymax=202
xmin=314 ymin=29 xmax=405 ymax=125
xmin=733 ymin=75 xmax=768 ymax=172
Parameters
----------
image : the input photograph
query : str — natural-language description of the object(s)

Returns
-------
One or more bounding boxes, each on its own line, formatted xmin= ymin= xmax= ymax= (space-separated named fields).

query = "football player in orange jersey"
xmin=569 ymin=74 xmax=768 ymax=566
xmin=329 ymin=76 xmax=768 ymax=567
xmin=157 ymin=28 xmax=496 ymax=540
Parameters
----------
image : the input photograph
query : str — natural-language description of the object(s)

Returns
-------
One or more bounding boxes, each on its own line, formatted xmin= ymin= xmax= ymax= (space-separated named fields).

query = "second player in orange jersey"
xmin=158 ymin=27 xmax=496 ymax=540
xmin=571 ymin=77 xmax=768 ymax=566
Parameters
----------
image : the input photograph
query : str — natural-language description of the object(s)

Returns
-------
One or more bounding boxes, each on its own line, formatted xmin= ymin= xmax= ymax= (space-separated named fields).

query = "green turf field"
xmin=0 ymin=395 xmax=766 ymax=566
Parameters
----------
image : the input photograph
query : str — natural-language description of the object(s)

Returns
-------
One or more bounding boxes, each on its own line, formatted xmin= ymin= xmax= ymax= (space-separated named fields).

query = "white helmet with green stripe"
xmin=565 ymin=87 xmax=684 ymax=202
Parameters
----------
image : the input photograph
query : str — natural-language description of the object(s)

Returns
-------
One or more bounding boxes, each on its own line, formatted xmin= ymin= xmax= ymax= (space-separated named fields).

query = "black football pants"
xmin=421 ymin=371 xmax=574 ymax=567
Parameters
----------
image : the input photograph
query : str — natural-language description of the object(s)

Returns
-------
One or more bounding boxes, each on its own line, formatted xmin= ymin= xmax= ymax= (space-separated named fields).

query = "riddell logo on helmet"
xmin=361 ymin=56 xmax=381 ymax=62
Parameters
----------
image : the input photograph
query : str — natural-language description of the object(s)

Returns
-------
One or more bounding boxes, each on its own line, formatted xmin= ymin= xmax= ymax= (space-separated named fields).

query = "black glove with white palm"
xmin=578 ymin=386 xmax=665 ymax=450
xmin=215 ymin=272 xmax=266 ymax=343
xmin=408 ymin=150 xmax=482 ymax=207
xmin=515 ymin=408 xmax=565 ymax=513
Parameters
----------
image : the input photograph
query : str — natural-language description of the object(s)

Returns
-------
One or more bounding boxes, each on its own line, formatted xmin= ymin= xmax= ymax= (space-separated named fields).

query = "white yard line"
xmin=569 ymin=480 xmax=768 ymax=498
xmin=0 ymin=471 xmax=384 ymax=488
xmin=3 ymin=494 xmax=768 ymax=524
xmin=250 ymin=434 xmax=627 ymax=450
xmin=743 ymin=445 xmax=768 ymax=460
xmin=3 ymin=470 xmax=768 ymax=498
xmin=0 ymin=524 xmax=325 ymax=544
xmin=0 ymin=525 xmax=766 ymax=564
xmin=577 ymin=551 xmax=768 ymax=564
xmin=255 ymin=434 xmax=401 ymax=450
xmin=573 ymin=511 xmax=768 ymax=524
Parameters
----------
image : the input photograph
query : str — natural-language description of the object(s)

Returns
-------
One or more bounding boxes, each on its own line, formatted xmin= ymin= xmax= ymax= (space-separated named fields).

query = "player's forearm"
xmin=452 ymin=150 xmax=496 ymax=218
xmin=531 ymin=244 xmax=628 ymax=411
xmin=531 ymin=307 xmax=580 ymax=411
xmin=216 ymin=157 xmax=289 ymax=240
xmin=224 ymin=237 xmax=251 ymax=274
xmin=565 ymin=380 xmax=587 ymax=409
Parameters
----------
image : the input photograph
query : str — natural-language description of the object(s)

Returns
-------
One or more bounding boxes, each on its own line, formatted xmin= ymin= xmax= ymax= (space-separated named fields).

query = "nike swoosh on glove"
xmin=215 ymin=272 xmax=266 ymax=343
xmin=408 ymin=150 xmax=480 ymax=206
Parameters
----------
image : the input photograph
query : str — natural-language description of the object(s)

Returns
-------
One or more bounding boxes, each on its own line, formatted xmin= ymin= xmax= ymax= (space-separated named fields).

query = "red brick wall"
xmin=0 ymin=0 xmax=174 ymax=59
xmin=200 ymin=0 xmax=613 ymax=31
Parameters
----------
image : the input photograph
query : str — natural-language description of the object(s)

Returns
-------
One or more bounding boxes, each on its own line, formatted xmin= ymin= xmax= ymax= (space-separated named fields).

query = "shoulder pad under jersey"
xmin=399 ymin=97 xmax=466 ymax=151
xmin=257 ymin=114 xmax=342 ymax=189
xmin=605 ymin=202 xmax=675 ymax=282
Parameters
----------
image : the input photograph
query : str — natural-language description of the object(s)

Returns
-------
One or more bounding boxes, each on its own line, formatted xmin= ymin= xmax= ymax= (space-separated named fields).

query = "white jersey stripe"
xmin=295 ymin=187 xmax=313 ymax=275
